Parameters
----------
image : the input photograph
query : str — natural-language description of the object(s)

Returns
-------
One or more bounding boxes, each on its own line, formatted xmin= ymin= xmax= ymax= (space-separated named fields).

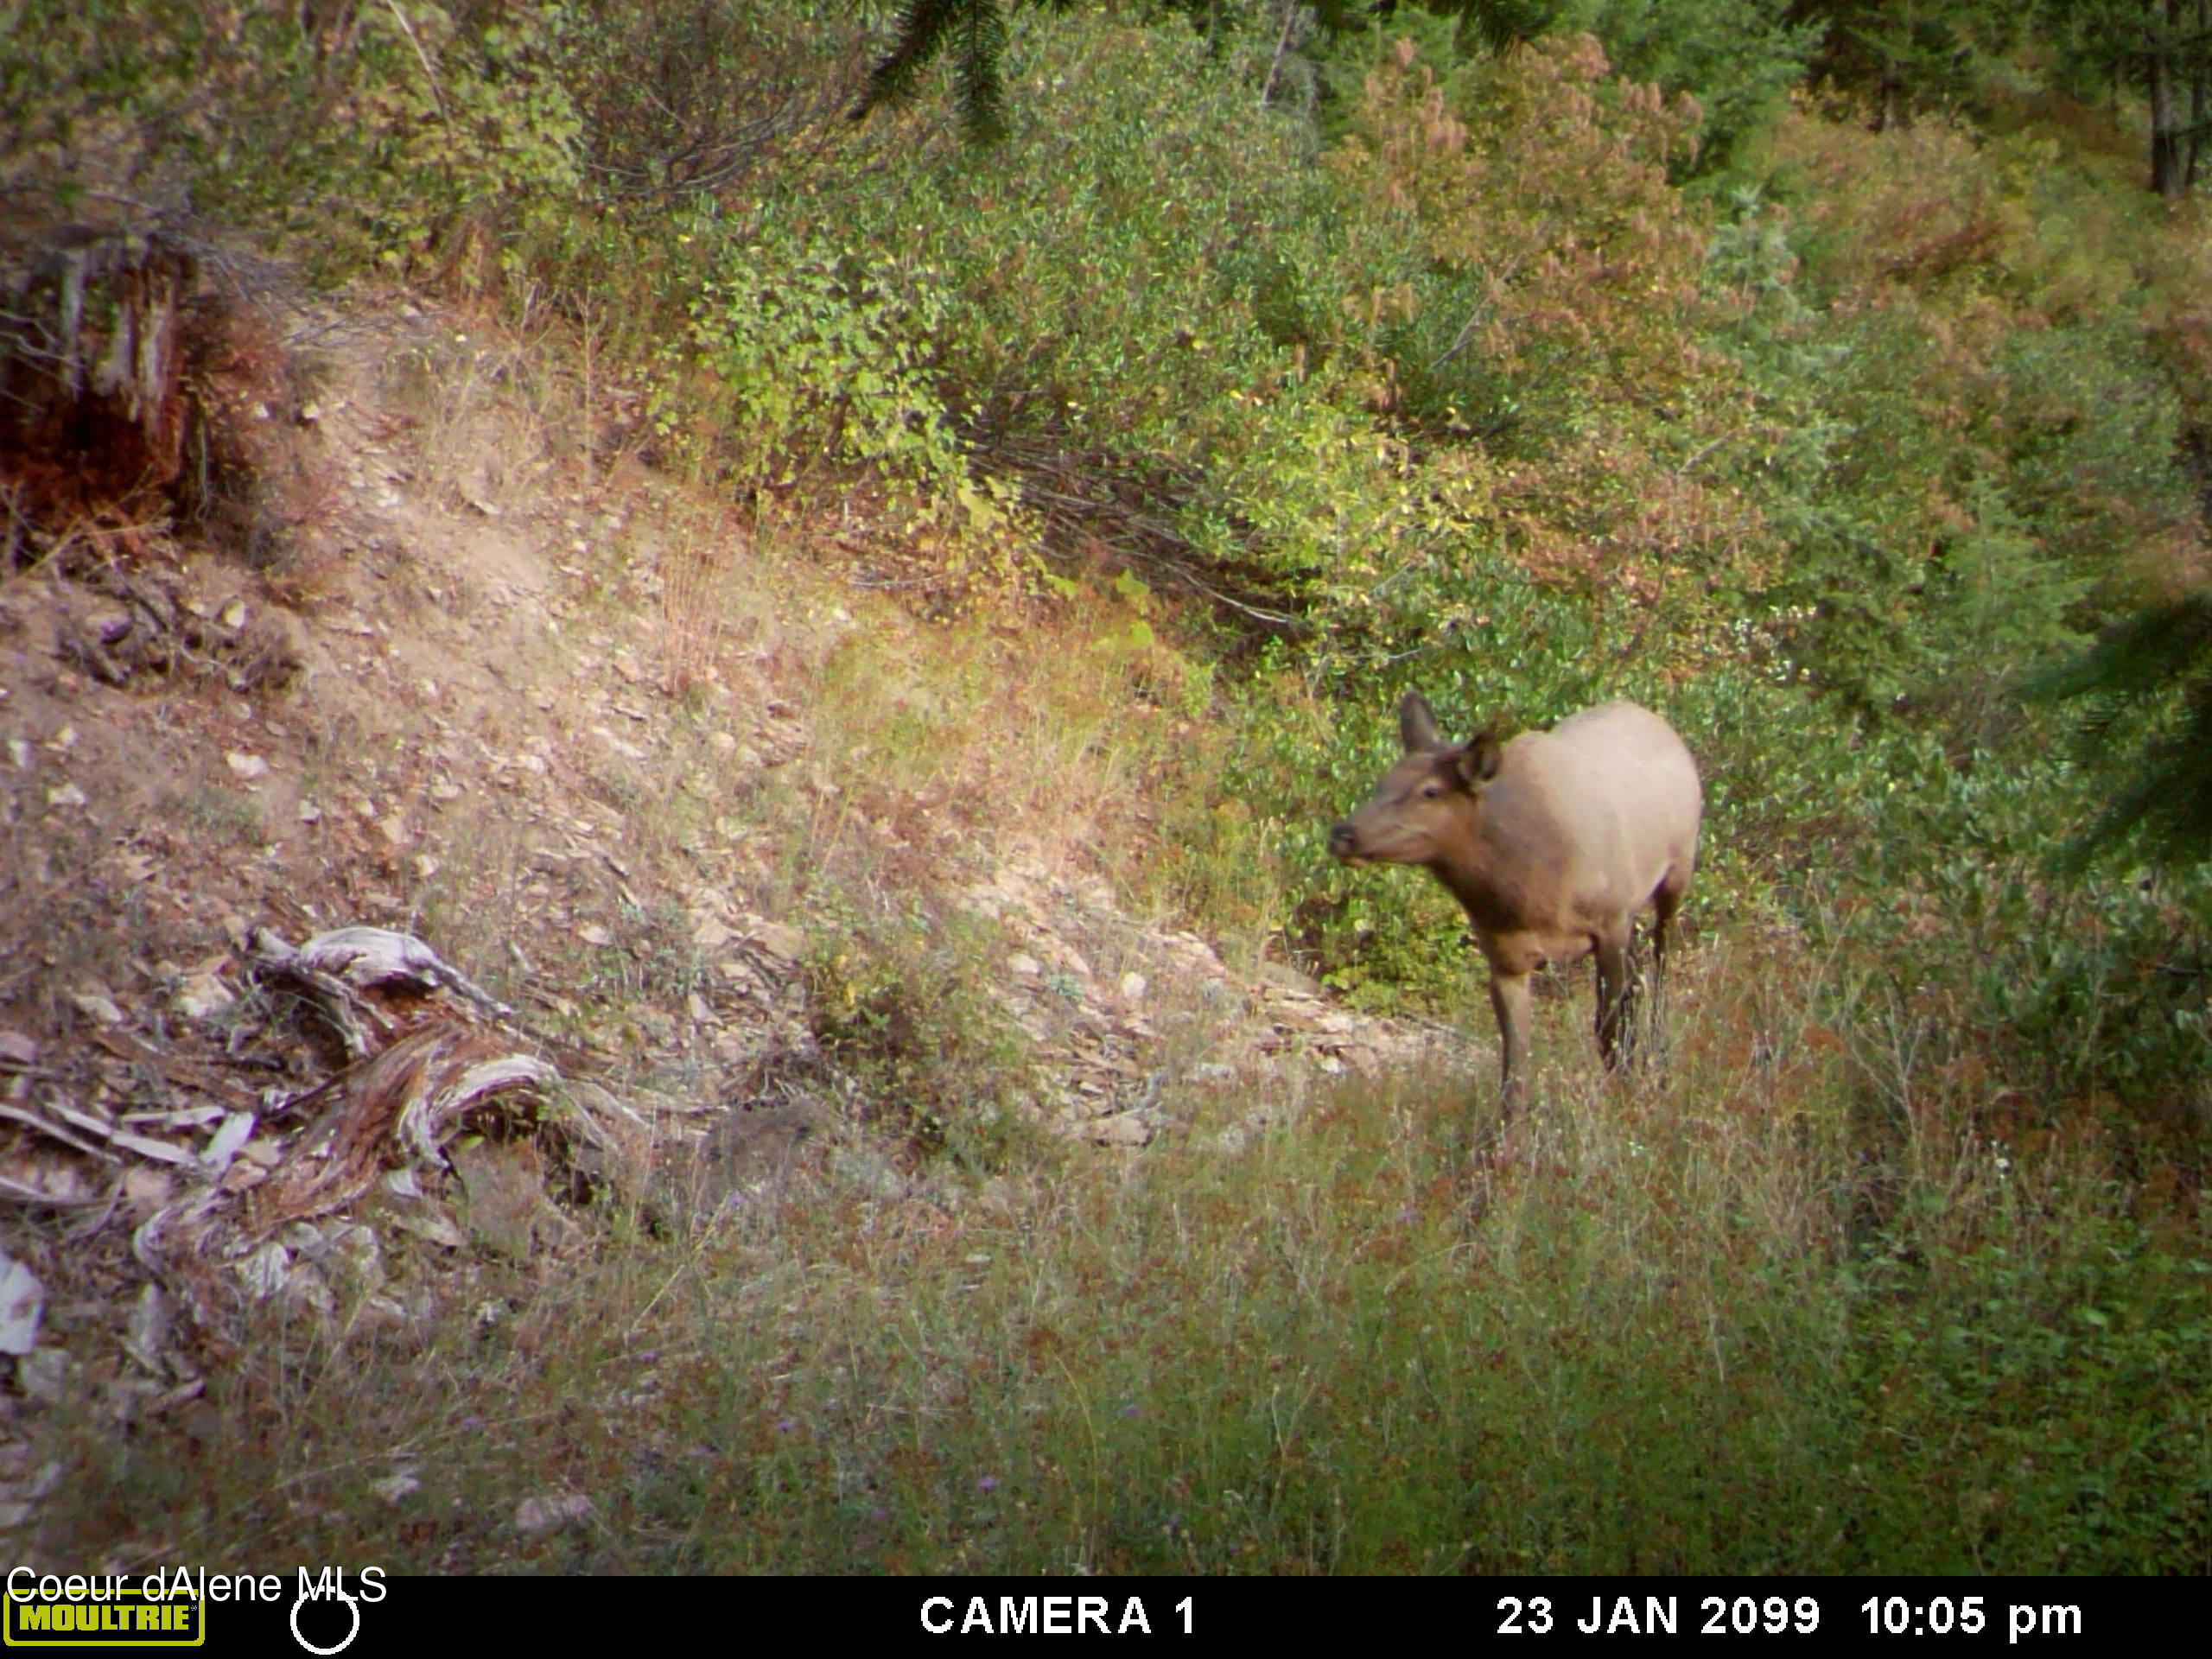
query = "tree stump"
xmin=0 ymin=226 xmax=198 ymax=559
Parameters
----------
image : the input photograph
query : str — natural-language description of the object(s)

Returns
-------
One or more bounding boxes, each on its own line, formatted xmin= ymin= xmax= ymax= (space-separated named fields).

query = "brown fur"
xmin=1328 ymin=691 xmax=1702 ymax=1119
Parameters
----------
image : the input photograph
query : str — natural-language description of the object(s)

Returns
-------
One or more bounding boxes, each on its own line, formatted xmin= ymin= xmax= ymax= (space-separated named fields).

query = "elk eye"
xmin=1421 ymin=784 xmax=1441 ymax=798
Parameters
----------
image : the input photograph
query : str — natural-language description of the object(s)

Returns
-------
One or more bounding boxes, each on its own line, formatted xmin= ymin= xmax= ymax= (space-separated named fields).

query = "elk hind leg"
xmin=1638 ymin=871 xmax=1690 ymax=1065
xmin=1594 ymin=924 xmax=1634 ymax=1072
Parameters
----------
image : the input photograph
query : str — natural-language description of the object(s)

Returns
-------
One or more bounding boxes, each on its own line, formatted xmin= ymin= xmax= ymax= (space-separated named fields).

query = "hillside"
xmin=0 ymin=272 xmax=1474 ymax=1564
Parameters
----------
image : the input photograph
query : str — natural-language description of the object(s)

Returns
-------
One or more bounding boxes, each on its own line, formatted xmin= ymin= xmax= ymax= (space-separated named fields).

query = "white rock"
xmin=1088 ymin=1113 xmax=1151 ymax=1147
xmin=122 ymin=1282 xmax=168 ymax=1372
xmin=200 ymin=1110 xmax=256 ymax=1173
xmin=515 ymin=1493 xmax=594 ymax=1534
xmin=0 ymin=1254 xmax=44 ymax=1356
xmin=172 ymin=974 xmax=236 ymax=1020
xmin=71 ymin=993 xmax=123 ymax=1026
xmin=225 ymin=751 xmax=269 ymax=780
xmin=237 ymin=1243 xmax=292 ymax=1301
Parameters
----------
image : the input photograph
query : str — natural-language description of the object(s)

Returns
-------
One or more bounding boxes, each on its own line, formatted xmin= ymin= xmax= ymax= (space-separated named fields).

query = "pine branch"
xmin=956 ymin=0 xmax=1009 ymax=144
xmin=854 ymin=0 xmax=1010 ymax=145
xmin=2029 ymin=594 xmax=2212 ymax=869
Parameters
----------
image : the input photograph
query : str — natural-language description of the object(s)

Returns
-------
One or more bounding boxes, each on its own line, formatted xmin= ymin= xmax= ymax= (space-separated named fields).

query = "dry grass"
xmin=26 ymin=918 xmax=2207 ymax=1574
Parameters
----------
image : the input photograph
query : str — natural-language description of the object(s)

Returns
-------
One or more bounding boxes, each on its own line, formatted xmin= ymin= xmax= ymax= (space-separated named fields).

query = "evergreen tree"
xmin=1802 ymin=2 xmax=2212 ymax=194
xmin=855 ymin=0 xmax=1015 ymax=143
xmin=2033 ymin=0 xmax=2212 ymax=196
xmin=1796 ymin=1 xmax=2018 ymax=125
xmin=2032 ymin=594 xmax=2212 ymax=868
xmin=1445 ymin=2 xmax=1821 ymax=168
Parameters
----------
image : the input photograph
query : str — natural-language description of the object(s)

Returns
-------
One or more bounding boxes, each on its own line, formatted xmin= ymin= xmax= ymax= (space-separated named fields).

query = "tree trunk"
xmin=2152 ymin=1 xmax=2185 ymax=198
xmin=2191 ymin=0 xmax=2209 ymax=188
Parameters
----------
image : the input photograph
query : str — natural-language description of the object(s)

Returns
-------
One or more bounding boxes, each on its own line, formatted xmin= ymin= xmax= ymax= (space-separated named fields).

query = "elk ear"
xmin=1399 ymin=691 xmax=1442 ymax=753
xmin=1452 ymin=731 xmax=1502 ymax=789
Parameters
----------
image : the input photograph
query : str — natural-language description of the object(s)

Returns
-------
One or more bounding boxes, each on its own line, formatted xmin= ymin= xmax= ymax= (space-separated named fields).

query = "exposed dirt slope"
xmin=0 ymin=286 xmax=1471 ymax=1540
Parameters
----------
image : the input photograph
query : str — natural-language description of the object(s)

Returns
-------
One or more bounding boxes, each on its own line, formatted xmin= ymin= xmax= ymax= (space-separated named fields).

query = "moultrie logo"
xmin=2 ymin=1572 xmax=204 ymax=1649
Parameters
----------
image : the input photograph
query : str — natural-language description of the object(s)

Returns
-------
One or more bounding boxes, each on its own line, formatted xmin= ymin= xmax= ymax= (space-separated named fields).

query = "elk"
xmin=1328 ymin=692 xmax=1702 ymax=1118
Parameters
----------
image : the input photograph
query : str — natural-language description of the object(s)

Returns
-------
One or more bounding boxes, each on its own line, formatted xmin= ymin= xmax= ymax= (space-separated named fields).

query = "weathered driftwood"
xmin=245 ymin=1023 xmax=560 ymax=1238
xmin=119 ymin=923 xmax=655 ymax=1328
xmin=251 ymin=925 xmax=515 ymax=1061
xmin=0 ymin=918 xmax=652 ymax=1335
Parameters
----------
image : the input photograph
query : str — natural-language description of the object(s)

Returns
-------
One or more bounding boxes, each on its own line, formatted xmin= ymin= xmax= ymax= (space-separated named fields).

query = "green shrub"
xmin=807 ymin=906 xmax=1038 ymax=1169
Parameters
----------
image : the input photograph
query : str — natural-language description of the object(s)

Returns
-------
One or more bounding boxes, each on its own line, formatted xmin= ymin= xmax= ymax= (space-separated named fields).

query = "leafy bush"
xmin=3 ymin=1 xmax=582 ymax=280
xmin=807 ymin=906 xmax=1038 ymax=1169
xmin=670 ymin=235 xmax=964 ymax=496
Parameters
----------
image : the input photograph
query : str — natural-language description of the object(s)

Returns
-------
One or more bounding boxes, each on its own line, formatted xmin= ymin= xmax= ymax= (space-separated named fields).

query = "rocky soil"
xmin=0 ymin=287 xmax=1473 ymax=1543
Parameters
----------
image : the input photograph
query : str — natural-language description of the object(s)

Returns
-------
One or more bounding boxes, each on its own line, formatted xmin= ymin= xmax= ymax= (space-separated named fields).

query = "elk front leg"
xmin=1489 ymin=968 xmax=1534 ymax=1122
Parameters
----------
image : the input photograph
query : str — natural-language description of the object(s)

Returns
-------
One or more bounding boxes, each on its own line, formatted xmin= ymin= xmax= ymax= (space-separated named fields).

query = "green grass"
xmin=11 ymin=0 xmax=2212 ymax=1581
xmin=39 ymin=942 xmax=2210 ymax=1574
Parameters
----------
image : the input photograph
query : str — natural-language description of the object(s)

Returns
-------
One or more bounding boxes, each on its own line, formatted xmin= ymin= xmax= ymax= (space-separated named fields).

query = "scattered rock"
xmin=284 ymin=1263 xmax=335 ymax=1318
xmin=172 ymin=974 xmax=236 ymax=1020
xmin=224 ymin=750 xmax=269 ymax=780
xmin=386 ymin=1205 xmax=467 ymax=1251
xmin=1256 ymin=961 xmax=1323 ymax=995
xmin=198 ymin=1110 xmax=255 ymax=1173
xmin=324 ymin=1224 xmax=385 ymax=1294
xmin=751 ymin=922 xmax=805 ymax=963
xmin=237 ymin=1242 xmax=292 ymax=1301
xmin=121 ymin=1283 xmax=170 ymax=1375
xmin=515 ymin=1492 xmax=594 ymax=1533
xmin=0 ymin=1255 xmax=44 ymax=1356
xmin=15 ymin=1348 xmax=73 ymax=1405
xmin=1087 ymin=1113 xmax=1151 ymax=1147
xmin=122 ymin=1166 xmax=173 ymax=1212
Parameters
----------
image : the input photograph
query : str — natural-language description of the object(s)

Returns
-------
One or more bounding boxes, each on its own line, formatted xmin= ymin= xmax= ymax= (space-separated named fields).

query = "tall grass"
xmin=45 ymin=939 xmax=2209 ymax=1574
